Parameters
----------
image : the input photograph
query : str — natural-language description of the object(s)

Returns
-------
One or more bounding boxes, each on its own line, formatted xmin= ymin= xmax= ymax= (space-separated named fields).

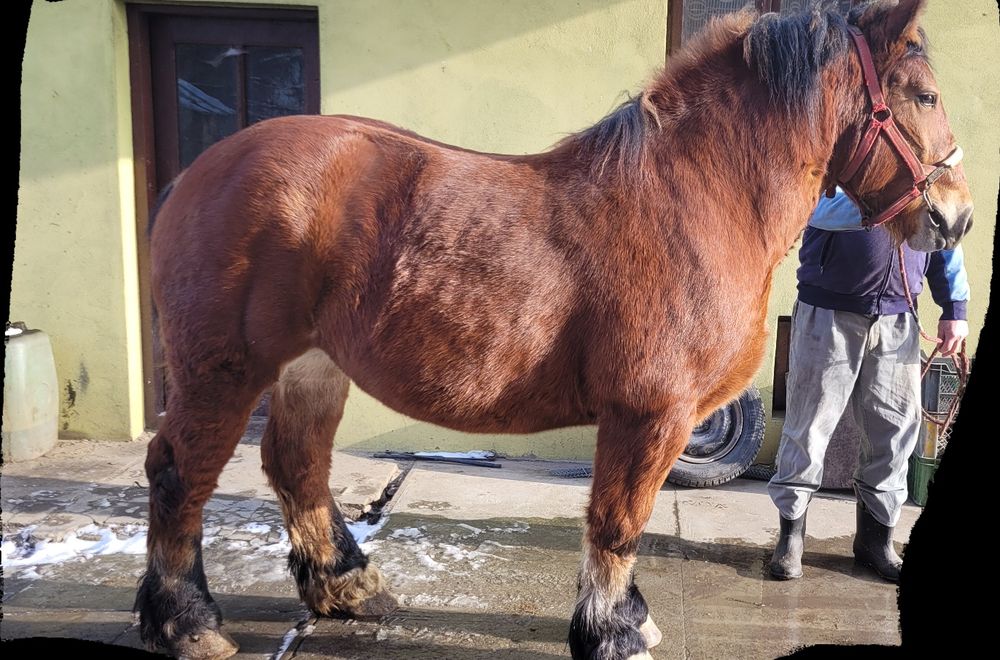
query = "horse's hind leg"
xmin=261 ymin=348 xmax=397 ymax=619
xmin=569 ymin=407 xmax=694 ymax=660
xmin=135 ymin=360 xmax=269 ymax=660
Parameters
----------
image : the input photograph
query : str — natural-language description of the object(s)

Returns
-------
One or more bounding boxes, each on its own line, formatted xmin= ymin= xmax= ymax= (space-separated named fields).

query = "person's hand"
xmin=937 ymin=320 xmax=969 ymax=357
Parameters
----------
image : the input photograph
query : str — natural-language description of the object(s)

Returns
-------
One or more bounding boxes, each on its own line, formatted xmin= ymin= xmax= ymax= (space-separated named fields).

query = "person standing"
xmin=768 ymin=188 xmax=970 ymax=582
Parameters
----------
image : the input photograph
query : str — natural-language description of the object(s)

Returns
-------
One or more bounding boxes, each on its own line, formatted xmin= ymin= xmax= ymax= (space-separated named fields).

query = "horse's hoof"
xmin=350 ymin=589 xmax=399 ymax=620
xmin=640 ymin=614 xmax=662 ymax=649
xmin=173 ymin=628 xmax=239 ymax=660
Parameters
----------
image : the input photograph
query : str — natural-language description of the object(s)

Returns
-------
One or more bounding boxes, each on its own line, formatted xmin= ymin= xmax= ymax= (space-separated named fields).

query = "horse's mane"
xmin=565 ymin=94 xmax=657 ymax=181
xmin=559 ymin=1 xmax=868 ymax=181
xmin=743 ymin=2 xmax=851 ymax=112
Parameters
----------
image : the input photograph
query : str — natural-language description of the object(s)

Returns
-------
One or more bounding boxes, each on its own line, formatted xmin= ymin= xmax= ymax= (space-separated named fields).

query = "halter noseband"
xmin=829 ymin=26 xmax=963 ymax=229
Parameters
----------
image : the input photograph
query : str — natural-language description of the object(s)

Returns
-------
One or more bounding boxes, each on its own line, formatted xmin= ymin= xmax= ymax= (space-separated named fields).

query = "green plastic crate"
xmin=907 ymin=454 xmax=939 ymax=507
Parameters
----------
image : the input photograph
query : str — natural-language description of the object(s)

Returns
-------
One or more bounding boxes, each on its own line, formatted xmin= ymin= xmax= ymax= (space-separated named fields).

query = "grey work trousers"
xmin=768 ymin=301 xmax=921 ymax=527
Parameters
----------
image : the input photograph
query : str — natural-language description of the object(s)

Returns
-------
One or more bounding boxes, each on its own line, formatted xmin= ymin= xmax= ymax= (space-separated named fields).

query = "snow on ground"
xmin=2 ymin=515 xmax=387 ymax=575
xmin=240 ymin=522 xmax=272 ymax=535
xmin=1 ymin=524 xmax=147 ymax=568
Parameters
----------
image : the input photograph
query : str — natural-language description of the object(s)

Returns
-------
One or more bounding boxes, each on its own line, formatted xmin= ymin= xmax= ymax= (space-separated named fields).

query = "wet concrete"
xmin=1 ymin=436 xmax=920 ymax=658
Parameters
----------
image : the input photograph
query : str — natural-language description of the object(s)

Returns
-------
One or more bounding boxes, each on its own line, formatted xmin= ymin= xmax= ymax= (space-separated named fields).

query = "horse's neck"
xmin=646 ymin=56 xmax=854 ymax=266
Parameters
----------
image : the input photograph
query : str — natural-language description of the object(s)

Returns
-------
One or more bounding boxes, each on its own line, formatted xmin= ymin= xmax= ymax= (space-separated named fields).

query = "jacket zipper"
xmin=819 ymin=233 xmax=834 ymax=274
xmin=874 ymin=248 xmax=895 ymax=313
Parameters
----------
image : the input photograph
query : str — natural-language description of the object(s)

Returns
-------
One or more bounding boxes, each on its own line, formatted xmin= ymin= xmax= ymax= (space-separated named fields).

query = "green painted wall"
xmin=13 ymin=0 xmax=996 ymax=461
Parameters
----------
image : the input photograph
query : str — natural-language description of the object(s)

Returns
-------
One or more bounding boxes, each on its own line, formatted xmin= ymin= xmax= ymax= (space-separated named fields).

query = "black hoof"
xmin=569 ymin=584 xmax=650 ymax=659
xmin=134 ymin=545 xmax=226 ymax=657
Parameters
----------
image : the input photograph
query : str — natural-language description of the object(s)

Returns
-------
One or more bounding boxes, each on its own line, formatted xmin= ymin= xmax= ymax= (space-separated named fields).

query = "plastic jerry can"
xmin=2 ymin=322 xmax=59 ymax=462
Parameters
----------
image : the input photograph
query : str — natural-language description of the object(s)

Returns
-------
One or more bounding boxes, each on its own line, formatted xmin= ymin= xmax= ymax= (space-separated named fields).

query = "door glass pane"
xmin=175 ymin=43 xmax=241 ymax=168
xmin=246 ymin=47 xmax=306 ymax=124
xmin=681 ymin=0 xmax=749 ymax=43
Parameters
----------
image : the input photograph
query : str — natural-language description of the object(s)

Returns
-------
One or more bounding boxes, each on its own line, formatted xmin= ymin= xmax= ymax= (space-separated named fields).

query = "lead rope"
xmin=897 ymin=245 xmax=970 ymax=448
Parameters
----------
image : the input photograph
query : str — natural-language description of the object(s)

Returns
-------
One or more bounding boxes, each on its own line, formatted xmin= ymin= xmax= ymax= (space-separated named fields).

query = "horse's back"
xmin=150 ymin=115 xmax=590 ymax=428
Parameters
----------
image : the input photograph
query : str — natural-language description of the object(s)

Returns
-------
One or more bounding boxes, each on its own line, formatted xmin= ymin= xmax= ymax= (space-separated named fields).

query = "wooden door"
xmin=127 ymin=5 xmax=320 ymax=427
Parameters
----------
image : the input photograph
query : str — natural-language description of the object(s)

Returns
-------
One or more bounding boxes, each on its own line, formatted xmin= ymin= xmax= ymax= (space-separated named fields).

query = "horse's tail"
xmin=147 ymin=172 xmax=184 ymax=238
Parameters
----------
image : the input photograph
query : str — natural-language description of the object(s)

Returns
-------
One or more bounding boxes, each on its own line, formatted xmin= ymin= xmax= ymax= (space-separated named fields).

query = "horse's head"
xmin=833 ymin=0 xmax=972 ymax=251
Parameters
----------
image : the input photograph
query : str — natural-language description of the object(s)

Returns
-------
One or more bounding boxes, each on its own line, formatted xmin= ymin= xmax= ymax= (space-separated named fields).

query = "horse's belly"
xmin=342 ymin=356 xmax=588 ymax=434
xmin=333 ymin=294 xmax=587 ymax=434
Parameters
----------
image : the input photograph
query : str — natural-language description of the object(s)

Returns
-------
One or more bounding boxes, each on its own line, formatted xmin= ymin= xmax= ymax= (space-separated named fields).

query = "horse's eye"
xmin=917 ymin=93 xmax=938 ymax=108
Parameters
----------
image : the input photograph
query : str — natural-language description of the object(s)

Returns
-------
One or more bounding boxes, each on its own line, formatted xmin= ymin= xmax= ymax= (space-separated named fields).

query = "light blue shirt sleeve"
xmin=807 ymin=187 xmax=866 ymax=232
xmin=932 ymin=245 xmax=971 ymax=302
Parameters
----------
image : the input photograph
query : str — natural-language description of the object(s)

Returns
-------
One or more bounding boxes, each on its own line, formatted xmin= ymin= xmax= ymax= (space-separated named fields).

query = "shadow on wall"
xmin=319 ymin=0 xmax=638 ymax=94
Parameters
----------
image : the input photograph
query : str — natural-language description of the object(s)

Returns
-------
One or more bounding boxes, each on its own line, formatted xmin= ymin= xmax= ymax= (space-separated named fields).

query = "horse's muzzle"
xmin=942 ymin=203 xmax=974 ymax=249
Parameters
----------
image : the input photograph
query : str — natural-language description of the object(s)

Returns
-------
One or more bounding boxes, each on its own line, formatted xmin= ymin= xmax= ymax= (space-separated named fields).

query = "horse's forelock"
xmin=743 ymin=3 xmax=851 ymax=114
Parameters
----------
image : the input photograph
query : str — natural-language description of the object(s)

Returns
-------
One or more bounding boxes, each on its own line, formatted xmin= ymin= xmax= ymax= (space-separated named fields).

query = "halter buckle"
xmin=872 ymin=104 xmax=892 ymax=123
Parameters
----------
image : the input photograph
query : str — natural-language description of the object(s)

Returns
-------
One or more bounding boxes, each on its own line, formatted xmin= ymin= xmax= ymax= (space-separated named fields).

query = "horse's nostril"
xmin=958 ymin=205 xmax=974 ymax=238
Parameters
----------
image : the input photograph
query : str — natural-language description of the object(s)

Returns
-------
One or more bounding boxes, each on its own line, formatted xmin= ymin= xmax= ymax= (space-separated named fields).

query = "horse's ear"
xmin=856 ymin=0 xmax=927 ymax=55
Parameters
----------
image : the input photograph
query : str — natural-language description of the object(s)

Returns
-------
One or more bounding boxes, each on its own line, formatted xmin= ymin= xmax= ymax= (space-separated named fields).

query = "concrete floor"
xmin=0 ymin=434 xmax=921 ymax=659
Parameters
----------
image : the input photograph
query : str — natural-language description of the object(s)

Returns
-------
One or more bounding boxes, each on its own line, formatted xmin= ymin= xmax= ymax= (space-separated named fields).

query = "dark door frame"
xmin=126 ymin=3 xmax=319 ymax=429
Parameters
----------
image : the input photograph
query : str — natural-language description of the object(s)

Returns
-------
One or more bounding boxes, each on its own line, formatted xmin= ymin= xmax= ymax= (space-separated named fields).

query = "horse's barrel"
xmin=2 ymin=321 xmax=59 ymax=462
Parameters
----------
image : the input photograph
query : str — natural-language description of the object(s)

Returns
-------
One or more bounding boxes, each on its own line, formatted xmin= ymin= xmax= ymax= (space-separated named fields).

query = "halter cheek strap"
xmin=832 ymin=26 xmax=963 ymax=229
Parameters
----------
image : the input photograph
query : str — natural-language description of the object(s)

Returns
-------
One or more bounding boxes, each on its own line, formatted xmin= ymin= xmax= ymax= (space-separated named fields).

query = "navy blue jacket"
xmin=796 ymin=191 xmax=969 ymax=321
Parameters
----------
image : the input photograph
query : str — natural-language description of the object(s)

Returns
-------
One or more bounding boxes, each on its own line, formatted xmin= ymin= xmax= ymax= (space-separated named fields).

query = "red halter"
xmin=830 ymin=26 xmax=963 ymax=229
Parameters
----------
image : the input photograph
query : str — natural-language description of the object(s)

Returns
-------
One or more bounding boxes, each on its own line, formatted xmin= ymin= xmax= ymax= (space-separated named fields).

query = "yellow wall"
xmin=322 ymin=0 xmax=667 ymax=456
xmin=13 ymin=0 xmax=143 ymax=440
xmin=13 ymin=0 xmax=666 ymax=453
xmin=13 ymin=0 xmax=996 ymax=461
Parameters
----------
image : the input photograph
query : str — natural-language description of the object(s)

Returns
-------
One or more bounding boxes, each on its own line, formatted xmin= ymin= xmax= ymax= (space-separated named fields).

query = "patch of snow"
xmin=417 ymin=553 xmax=447 ymax=571
xmin=2 ymin=524 xmax=147 ymax=569
xmin=19 ymin=567 xmax=43 ymax=580
xmin=405 ymin=593 xmax=487 ymax=609
xmin=487 ymin=522 xmax=530 ymax=534
xmin=346 ymin=517 xmax=388 ymax=548
xmin=240 ymin=522 xmax=272 ymax=535
xmin=389 ymin=527 xmax=424 ymax=539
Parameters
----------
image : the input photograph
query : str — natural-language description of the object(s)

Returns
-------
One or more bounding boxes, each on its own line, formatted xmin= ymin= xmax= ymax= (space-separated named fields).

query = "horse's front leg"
xmin=569 ymin=408 xmax=693 ymax=660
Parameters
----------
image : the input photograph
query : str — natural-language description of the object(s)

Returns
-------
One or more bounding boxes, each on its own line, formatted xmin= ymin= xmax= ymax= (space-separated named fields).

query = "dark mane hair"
xmin=561 ymin=1 xmax=876 ymax=181
xmin=558 ymin=93 xmax=659 ymax=182
xmin=743 ymin=1 xmax=851 ymax=113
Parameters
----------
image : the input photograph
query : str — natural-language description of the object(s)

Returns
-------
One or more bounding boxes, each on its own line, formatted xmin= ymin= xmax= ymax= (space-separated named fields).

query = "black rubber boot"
xmin=769 ymin=514 xmax=806 ymax=580
xmin=853 ymin=501 xmax=903 ymax=582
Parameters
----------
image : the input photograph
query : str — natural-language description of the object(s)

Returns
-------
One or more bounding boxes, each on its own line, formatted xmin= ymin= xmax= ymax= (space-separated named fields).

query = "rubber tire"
xmin=666 ymin=385 xmax=766 ymax=488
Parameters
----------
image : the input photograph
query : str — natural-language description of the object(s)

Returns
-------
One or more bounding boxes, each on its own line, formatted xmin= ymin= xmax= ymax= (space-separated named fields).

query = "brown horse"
xmin=134 ymin=1 xmax=972 ymax=658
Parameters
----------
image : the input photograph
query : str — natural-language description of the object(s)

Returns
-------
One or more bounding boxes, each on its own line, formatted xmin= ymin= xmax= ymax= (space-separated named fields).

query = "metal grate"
xmin=918 ymin=356 xmax=969 ymax=458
